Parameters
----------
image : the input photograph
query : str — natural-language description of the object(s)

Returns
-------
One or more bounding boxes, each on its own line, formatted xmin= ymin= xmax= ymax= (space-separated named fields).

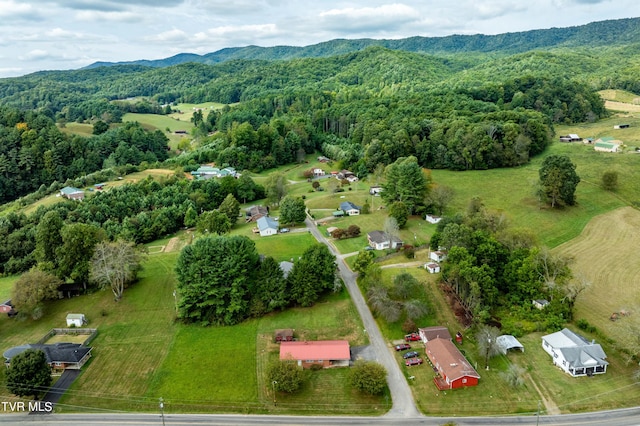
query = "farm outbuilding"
xmin=425 ymin=262 xmax=440 ymax=273
xmin=496 ymin=335 xmax=524 ymax=355
xmin=274 ymin=329 xmax=294 ymax=343
xmin=66 ymin=313 xmax=86 ymax=327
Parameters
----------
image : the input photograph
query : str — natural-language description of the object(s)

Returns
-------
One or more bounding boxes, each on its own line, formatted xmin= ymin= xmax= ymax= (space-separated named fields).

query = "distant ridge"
xmin=83 ymin=17 xmax=640 ymax=70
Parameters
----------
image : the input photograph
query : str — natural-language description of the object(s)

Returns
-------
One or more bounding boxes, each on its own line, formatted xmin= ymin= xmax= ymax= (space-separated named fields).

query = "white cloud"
xmin=145 ymin=29 xmax=189 ymax=43
xmin=0 ymin=0 xmax=38 ymax=18
xmin=19 ymin=49 xmax=52 ymax=61
xmin=318 ymin=4 xmax=419 ymax=32
xmin=194 ymin=24 xmax=280 ymax=43
xmin=75 ymin=10 xmax=141 ymax=23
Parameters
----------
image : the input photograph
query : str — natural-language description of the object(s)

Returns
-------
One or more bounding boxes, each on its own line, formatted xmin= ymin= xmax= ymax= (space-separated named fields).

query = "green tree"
xmin=539 ymin=155 xmax=580 ymax=208
xmin=251 ymin=256 xmax=287 ymax=315
xmin=34 ymin=210 xmax=63 ymax=270
xmin=427 ymin=184 xmax=454 ymax=215
xmin=391 ymin=273 xmax=420 ymax=300
xmin=219 ymin=193 xmax=240 ymax=225
xmin=184 ymin=205 xmax=197 ymax=228
xmin=236 ymin=173 xmax=257 ymax=204
xmin=267 ymin=360 xmax=304 ymax=393
xmin=57 ymin=223 xmax=106 ymax=285
xmin=90 ymin=240 xmax=144 ymax=301
xmin=176 ymin=235 xmax=260 ymax=325
xmin=279 ymin=196 xmax=306 ymax=225
xmin=382 ymin=156 xmax=429 ymax=213
xmin=388 ymin=201 xmax=410 ymax=228
xmin=287 ymin=244 xmax=337 ymax=307
xmin=265 ymin=172 xmax=287 ymax=206
xmin=92 ymin=120 xmax=109 ymax=135
xmin=353 ymin=250 xmax=375 ymax=275
xmin=6 ymin=349 xmax=52 ymax=398
xmin=350 ymin=360 xmax=387 ymax=395
xmin=12 ymin=269 xmax=62 ymax=319
xmin=197 ymin=210 xmax=231 ymax=235
xmin=601 ymin=170 xmax=618 ymax=191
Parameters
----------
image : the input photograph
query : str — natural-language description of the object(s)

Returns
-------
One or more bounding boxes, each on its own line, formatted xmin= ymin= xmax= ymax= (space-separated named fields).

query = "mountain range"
xmin=85 ymin=17 xmax=640 ymax=70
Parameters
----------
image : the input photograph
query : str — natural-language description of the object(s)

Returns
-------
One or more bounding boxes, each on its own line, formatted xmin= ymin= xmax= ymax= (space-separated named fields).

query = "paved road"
xmin=3 ymin=408 xmax=640 ymax=425
xmin=305 ymin=218 xmax=420 ymax=418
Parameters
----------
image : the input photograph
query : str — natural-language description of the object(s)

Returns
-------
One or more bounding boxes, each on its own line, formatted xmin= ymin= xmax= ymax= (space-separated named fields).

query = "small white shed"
xmin=425 ymin=263 xmax=440 ymax=274
xmin=66 ymin=313 xmax=86 ymax=327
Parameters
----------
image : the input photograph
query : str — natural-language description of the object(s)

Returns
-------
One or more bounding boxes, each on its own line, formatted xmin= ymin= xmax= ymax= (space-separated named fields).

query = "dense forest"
xmin=0 ymin=19 xmax=637 ymax=206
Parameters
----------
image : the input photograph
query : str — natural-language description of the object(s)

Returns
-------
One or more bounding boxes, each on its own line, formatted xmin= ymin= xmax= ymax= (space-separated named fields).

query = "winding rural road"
xmin=304 ymin=218 xmax=420 ymax=418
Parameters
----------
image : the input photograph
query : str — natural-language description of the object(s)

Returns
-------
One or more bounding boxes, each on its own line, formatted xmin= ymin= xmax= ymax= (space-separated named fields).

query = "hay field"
xmin=554 ymin=206 xmax=640 ymax=349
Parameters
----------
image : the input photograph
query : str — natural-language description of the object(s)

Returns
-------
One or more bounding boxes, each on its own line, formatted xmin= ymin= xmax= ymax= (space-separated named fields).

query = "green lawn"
xmin=0 ymin=275 xmax=17 ymax=302
xmin=0 ymin=248 xmax=375 ymax=414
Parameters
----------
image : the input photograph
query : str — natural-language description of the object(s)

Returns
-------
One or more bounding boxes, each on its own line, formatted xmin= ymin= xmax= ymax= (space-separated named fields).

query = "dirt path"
xmin=163 ymin=237 xmax=180 ymax=252
xmin=380 ymin=261 xmax=424 ymax=269
xmin=524 ymin=373 xmax=561 ymax=415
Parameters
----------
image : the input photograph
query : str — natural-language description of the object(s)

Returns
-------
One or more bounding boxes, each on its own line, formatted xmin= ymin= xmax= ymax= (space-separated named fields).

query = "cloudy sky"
xmin=0 ymin=0 xmax=637 ymax=78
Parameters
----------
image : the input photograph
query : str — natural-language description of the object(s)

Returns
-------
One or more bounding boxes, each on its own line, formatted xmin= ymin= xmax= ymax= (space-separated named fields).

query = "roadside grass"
xmin=56 ymin=252 xmax=179 ymax=412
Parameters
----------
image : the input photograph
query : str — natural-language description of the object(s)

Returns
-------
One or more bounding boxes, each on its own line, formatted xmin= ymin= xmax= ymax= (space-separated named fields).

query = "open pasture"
xmin=555 ymin=207 xmax=640 ymax=353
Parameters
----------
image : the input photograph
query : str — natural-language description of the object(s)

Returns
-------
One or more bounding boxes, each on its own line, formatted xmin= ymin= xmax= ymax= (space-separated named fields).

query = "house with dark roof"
xmin=279 ymin=340 xmax=350 ymax=369
xmin=339 ymin=201 xmax=361 ymax=216
xmin=424 ymin=337 xmax=480 ymax=390
xmin=4 ymin=343 xmax=92 ymax=372
xmin=367 ymin=231 xmax=403 ymax=250
xmin=60 ymin=187 xmax=84 ymax=200
xmin=419 ymin=326 xmax=452 ymax=343
xmin=541 ymin=328 xmax=608 ymax=377
xmin=246 ymin=205 xmax=268 ymax=222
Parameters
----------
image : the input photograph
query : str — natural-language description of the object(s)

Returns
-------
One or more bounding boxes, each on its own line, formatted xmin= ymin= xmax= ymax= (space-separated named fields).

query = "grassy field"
xmin=0 ymin=275 xmax=17 ymax=302
xmin=555 ymin=207 xmax=640 ymax=354
xmin=0 ymin=247 xmax=374 ymax=414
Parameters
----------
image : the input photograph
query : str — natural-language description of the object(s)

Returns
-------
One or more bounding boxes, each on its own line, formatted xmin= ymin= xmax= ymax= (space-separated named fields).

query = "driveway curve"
xmin=305 ymin=218 xmax=420 ymax=418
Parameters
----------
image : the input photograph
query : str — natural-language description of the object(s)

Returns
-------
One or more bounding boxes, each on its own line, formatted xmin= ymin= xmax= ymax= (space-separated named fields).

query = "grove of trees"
xmin=175 ymin=236 xmax=338 ymax=325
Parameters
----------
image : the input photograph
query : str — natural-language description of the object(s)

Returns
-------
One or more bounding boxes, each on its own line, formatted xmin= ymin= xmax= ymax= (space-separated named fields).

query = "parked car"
xmin=405 ymin=357 xmax=423 ymax=367
xmin=279 ymin=228 xmax=289 ymax=233
xmin=394 ymin=343 xmax=411 ymax=351
xmin=364 ymin=246 xmax=375 ymax=251
xmin=403 ymin=351 xmax=419 ymax=359
xmin=404 ymin=333 xmax=420 ymax=341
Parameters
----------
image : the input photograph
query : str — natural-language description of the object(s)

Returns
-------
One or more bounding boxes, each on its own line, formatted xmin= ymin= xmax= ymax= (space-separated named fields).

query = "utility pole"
xmin=159 ymin=397 xmax=165 ymax=426
xmin=485 ymin=337 xmax=491 ymax=370
xmin=272 ymin=381 xmax=278 ymax=406
xmin=536 ymin=399 xmax=541 ymax=426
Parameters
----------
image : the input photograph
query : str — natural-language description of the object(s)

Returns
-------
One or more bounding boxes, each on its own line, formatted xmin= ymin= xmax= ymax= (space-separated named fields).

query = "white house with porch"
xmin=541 ymin=328 xmax=608 ymax=377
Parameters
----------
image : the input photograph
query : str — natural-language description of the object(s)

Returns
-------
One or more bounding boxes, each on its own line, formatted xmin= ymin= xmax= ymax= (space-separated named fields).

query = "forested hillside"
xmin=85 ymin=17 xmax=640 ymax=68
xmin=0 ymin=17 xmax=638 ymax=206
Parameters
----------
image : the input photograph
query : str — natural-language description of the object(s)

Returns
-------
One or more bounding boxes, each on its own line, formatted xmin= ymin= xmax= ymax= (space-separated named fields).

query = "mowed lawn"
xmin=35 ymin=244 xmax=375 ymax=414
xmin=555 ymin=207 xmax=640 ymax=352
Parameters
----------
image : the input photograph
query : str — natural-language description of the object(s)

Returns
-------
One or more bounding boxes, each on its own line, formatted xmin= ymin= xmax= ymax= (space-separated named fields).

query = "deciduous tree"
xmin=539 ymin=155 xmax=580 ymax=208
xmin=350 ymin=360 xmax=387 ymax=395
xmin=279 ymin=196 xmax=306 ymax=225
xmin=382 ymin=156 xmax=429 ymax=213
xmin=90 ymin=240 xmax=144 ymax=301
xmin=6 ymin=349 xmax=52 ymax=398
xmin=265 ymin=172 xmax=287 ymax=206
xmin=196 ymin=210 xmax=231 ymax=235
xmin=267 ymin=360 xmax=304 ymax=393
xmin=12 ymin=269 xmax=62 ymax=319
xmin=218 ymin=193 xmax=240 ymax=225
xmin=601 ymin=170 xmax=618 ymax=191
